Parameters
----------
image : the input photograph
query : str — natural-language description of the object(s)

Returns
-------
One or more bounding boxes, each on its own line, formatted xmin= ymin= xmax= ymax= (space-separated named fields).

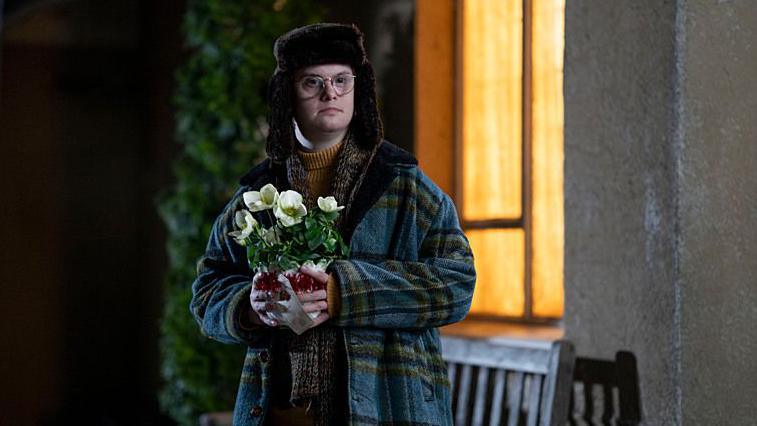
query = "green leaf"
xmin=340 ymin=240 xmax=350 ymax=257
xmin=307 ymin=232 xmax=325 ymax=250
xmin=305 ymin=225 xmax=320 ymax=240
xmin=323 ymin=237 xmax=337 ymax=251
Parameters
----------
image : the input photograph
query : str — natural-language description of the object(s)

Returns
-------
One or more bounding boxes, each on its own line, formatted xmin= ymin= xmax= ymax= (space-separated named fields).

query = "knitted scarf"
xmin=281 ymin=134 xmax=380 ymax=425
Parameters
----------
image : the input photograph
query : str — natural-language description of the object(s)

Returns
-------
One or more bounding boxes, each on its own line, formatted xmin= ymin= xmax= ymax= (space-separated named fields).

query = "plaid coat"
xmin=191 ymin=142 xmax=476 ymax=425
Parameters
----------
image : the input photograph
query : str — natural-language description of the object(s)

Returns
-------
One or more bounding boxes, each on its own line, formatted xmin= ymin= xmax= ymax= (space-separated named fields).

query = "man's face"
xmin=293 ymin=63 xmax=355 ymax=138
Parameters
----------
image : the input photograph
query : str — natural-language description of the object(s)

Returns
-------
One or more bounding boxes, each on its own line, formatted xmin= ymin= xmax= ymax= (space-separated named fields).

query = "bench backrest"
xmin=441 ymin=336 xmax=575 ymax=426
xmin=568 ymin=351 xmax=641 ymax=426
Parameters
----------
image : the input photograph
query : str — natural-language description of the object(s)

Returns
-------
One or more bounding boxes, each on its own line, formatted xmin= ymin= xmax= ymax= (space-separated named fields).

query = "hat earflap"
xmin=266 ymin=72 xmax=294 ymax=162
xmin=351 ymin=61 xmax=383 ymax=149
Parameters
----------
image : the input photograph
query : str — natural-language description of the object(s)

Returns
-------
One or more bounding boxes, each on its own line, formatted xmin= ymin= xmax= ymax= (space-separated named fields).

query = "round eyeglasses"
xmin=296 ymin=73 xmax=356 ymax=98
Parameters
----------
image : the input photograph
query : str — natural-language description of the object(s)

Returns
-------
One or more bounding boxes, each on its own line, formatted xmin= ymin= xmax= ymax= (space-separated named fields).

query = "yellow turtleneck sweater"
xmin=296 ymin=140 xmax=343 ymax=199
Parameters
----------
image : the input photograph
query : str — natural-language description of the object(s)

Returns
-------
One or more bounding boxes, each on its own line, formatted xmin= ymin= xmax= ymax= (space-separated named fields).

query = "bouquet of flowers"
xmin=229 ymin=184 xmax=350 ymax=333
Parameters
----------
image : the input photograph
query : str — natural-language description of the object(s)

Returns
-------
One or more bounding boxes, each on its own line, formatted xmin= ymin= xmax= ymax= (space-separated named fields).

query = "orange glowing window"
xmin=416 ymin=0 xmax=565 ymax=320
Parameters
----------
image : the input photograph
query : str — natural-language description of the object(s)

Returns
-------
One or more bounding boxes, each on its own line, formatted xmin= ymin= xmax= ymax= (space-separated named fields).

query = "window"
xmin=416 ymin=0 xmax=565 ymax=321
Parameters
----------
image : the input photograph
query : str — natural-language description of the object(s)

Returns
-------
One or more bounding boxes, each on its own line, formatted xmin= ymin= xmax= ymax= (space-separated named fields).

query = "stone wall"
xmin=564 ymin=1 xmax=757 ymax=424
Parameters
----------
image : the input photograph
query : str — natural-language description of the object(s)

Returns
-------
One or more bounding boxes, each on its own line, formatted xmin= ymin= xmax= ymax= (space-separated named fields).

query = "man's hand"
xmin=249 ymin=269 xmax=331 ymax=328
xmin=299 ymin=265 xmax=332 ymax=327
xmin=249 ymin=272 xmax=280 ymax=327
xmin=297 ymin=289 xmax=329 ymax=327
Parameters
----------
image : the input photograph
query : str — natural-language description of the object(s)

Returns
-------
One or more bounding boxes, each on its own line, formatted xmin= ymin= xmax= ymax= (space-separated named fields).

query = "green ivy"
xmin=157 ymin=1 xmax=322 ymax=424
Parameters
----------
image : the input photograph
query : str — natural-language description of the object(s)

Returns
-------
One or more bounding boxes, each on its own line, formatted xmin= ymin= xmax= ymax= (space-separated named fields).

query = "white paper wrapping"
xmin=266 ymin=273 xmax=320 ymax=335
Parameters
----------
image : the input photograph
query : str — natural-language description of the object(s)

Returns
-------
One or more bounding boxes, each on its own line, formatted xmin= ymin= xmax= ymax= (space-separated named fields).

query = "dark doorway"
xmin=1 ymin=1 xmax=183 ymax=424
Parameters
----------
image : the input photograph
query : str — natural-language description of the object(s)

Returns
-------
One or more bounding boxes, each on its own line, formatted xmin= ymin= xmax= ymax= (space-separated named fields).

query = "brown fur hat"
xmin=266 ymin=23 xmax=383 ymax=162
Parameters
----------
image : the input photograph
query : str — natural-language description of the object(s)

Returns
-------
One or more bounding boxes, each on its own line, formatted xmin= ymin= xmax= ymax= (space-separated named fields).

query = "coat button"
xmin=259 ymin=350 xmax=270 ymax=363
xmin=250 ymin=406 xmax=263 ymax=417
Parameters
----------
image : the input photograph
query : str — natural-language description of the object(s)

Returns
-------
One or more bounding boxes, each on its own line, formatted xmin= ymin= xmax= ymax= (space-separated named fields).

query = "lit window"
xmin=416 ymin=0 xmax=565 ymax=320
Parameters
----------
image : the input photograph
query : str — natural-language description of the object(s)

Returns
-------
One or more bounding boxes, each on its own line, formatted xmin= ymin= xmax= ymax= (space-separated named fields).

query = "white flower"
xmin=315 ymin=259 xmax=332 ymax=271
xmin=243 ymin=184 xmax=279 ymax=212
xmin=317 ymin=196 xmax=345 ymax=213
xmin=274 ymin=190 xmax=308 ymax=227
xmin=302 ymin=259 xmax=331 ymax=272
xmin=261 ymin=226 xmax=280 ymax=245
xmin=228 ymin=210 xmax=257 ymax=245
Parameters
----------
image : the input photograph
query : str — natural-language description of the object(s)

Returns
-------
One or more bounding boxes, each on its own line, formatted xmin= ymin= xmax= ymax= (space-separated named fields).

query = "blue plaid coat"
xmin=191 ymin=142 xmax=476 ymax=425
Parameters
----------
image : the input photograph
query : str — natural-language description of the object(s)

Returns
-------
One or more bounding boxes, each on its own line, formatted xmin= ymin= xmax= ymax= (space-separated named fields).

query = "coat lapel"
xmin=341 ymin=142 xmax=417 ymax=244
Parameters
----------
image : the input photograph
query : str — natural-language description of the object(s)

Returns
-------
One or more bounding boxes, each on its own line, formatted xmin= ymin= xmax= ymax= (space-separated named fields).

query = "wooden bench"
xmin=441 ymin=336 xmax=576 ymax=426
xmin=568 ymin=351 xmax=641 ymax=426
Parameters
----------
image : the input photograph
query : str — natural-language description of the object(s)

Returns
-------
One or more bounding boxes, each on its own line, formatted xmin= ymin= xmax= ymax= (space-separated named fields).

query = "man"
xmin=191 ymin=23 xmax=476 ymax=425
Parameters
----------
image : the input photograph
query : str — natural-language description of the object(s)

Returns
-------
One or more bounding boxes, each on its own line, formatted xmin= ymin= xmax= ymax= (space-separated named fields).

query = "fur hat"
xmin=266 ymin=23 xmax=383 ymax=162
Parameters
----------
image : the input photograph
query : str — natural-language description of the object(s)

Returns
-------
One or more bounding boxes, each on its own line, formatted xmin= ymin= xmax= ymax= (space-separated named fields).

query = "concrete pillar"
xmin=564 ymin=1 xmax=757 ymax=424
xmin=677 ymin=1 xmax=757 ymax=423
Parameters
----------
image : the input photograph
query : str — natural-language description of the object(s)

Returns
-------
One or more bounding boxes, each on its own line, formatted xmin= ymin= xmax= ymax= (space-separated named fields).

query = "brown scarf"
xmin=281 ymin=134 xmax=380 ymax=425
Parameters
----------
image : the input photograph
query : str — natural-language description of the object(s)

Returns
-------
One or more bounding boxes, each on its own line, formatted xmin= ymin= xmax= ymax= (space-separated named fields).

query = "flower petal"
xmin=260 ymin=184 xmax=279 ymax=206
xmin=243 ymin=191 xmax=262 ymax=209
xmin=234 ymin=210 xmax=247 ymax=229
xmin=317 ymin=195 xmax=343 ymax=212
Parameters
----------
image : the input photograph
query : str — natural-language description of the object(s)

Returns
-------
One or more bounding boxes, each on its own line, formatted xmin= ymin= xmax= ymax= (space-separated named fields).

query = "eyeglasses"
xmin=295 ymin=73 xmax=356 ymax=98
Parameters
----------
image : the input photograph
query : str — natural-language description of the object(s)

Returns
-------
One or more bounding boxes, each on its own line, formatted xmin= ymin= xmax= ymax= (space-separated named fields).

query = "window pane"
xmin=467 ymin=228 xmax=525 ymax=317
xmin=531 ymin=0 xmax=565 ymax=318
xmin=462 ymin=0 xmax=522 ymax=221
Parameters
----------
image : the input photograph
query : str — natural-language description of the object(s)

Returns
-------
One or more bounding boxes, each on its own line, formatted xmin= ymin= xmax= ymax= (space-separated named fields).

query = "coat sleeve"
xmin=329 ymin=186 xmax=476 ymax=330
xmin=189 ymin=190 xmax=266 ymax=345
